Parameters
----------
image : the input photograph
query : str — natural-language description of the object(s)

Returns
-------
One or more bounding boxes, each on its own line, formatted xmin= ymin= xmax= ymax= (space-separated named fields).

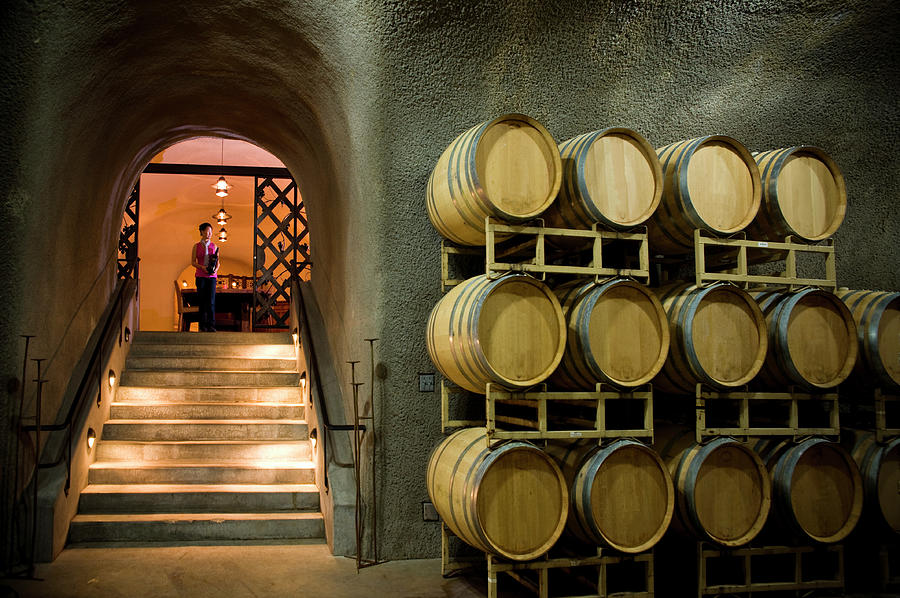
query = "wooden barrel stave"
xmin=836 ymin=289 xmax=900 ymax=390
xmin=653 ymin=283 xmax=768 ymax=394
xmin=551 ymin=278 xmax=669 ymax=389
xmin=427 ymin=274 xmax=566 ymax=394
xmin=845 ymin=429 xmax=900 ymax=535
xmin=750 ymin=146 xmax=847 ymax=242
xmin=427 ymin=113 xmax=562 ymax=246
xmin=752 ymin=289 xmax=858 ymax=390
xmin=754 ymin=437 xmax=863 ymax=543
xmin=649 ymin=136 xmax=761 ymax=254
xmin=427 ymin=428 xmax=568 ymax=560
xmin=548 ymin=439 xmax=674 ymax=553
xmin=655 ymin=425 xmax=771 ymax=547
xmin=544 ymin=127 xmax=663 ymax=232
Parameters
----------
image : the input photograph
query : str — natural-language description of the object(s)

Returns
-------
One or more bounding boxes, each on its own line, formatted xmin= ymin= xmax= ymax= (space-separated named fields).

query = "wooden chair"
xmin=174 ymin=281 xmax=200 ymax=331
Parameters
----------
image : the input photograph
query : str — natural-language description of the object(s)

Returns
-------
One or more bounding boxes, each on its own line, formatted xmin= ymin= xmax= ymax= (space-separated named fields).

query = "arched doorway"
xmin=118 ymin=137 xmax=310 ymax=332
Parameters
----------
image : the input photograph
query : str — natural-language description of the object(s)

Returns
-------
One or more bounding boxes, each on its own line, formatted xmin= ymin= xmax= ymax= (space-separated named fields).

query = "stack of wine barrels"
xmin=426 ymin=117 xmax=895 ymax=582
xmin=425 ymin=114 xmax=571 ymax=561
xmin=425 ymin=114 xmax=680 ymax=563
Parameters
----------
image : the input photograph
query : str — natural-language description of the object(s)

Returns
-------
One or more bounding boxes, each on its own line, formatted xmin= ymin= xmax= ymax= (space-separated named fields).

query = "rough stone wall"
xmin=371 ymin=0 xmax=899 ymax=558
xmin=0 ymin=0 xmax=897 ymax=563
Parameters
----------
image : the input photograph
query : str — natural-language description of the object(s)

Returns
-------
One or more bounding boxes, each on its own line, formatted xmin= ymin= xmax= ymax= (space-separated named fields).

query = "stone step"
xmin=89 ymin=461 xmax=315 ymax=485
xmin=78 ymin=483 xmax=319 ymax=514
xmin=129 ymin=342 xmax=296 ymax=359
xmin=133 ymin=331 xmax=293 ymax=345
xmin=96 ymin=440 xmax=311 ymax=462
xmin=68 ymin=512 xmax=325 ymax=543
xmin=116 ymin=386 xmax=302 ymax=403
xmin=110 ymin=402 xmax=305 ymax=420
xmin=121 ymin=370 xmax=299 ymax=387
xmin=126 ymin=356 xmax=298 ymax=372
xmin=101 ymin=420 xmax=308 ymax=442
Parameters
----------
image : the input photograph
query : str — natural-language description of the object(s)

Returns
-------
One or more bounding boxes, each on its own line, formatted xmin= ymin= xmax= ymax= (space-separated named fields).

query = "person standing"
xmin=191 ymin=222 xmax=219 ymax=332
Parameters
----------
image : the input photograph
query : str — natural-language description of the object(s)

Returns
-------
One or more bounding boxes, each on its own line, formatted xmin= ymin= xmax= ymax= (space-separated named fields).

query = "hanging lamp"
xmin=218 ymin=227 xmax=228 ymax=243
xmin=213 ymin=176 xmax=231 ymax=197
xmin=212 ymin=138 xmax=232 ymax=226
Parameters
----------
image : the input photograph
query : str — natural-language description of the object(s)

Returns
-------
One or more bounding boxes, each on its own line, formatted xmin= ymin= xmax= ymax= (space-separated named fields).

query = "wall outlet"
xmin=419 ymin=373 xmax=435 ymax=392
xmin=422 ymin=501 xmax=439 ymax=521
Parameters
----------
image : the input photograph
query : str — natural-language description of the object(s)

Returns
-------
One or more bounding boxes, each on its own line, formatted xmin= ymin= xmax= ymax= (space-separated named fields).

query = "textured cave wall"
xmin=371 ymin=0 xmax=900 ymax=558
xmin=0 ymin=0 xmax=898 ymax=564
xmin=0 ymin=0 xmax=384 ymax=560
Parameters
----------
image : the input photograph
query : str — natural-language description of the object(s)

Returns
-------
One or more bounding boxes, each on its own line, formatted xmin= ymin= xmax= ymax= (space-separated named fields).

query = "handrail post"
xmin=29 ymin=358 xmax=46 ymax=578
xmin=364 ymin=337 xmax=379 ymax=565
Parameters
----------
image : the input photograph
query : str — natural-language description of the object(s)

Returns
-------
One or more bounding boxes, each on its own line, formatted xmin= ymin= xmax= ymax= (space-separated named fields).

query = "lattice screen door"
xmin=117 ymin=181 xmax=140 ymax=280
xmin=253 ymin=176 xmax=310 ymax=329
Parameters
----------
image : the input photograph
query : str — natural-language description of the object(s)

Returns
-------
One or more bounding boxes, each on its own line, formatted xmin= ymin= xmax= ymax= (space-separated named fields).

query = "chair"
xmin=174 ymin=281 xmax=200 ymax=331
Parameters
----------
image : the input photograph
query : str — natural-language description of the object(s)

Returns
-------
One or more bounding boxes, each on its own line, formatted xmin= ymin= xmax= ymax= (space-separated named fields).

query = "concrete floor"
xmin=3 ymin=542 xmax=898 ymax=598
xmin=0 ymin=542 xmax=501 ymax=598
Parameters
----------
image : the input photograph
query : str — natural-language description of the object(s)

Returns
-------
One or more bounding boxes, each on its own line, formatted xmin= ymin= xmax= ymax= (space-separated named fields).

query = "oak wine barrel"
xmin=653 ymin=283 xmax=768 ymax=394
xmin=649 ymin=136 xmax=761 ymax=254
xmin=551 ymin=278 xmax=669 ymax=389
xmin=754 ymin=437 xmax=863 ymax=543
xmin=750 ymin=146 xmax=847 ymax=242
xmin=547 ymin=439 xmax=674 ymax=553
xmin=426 ymin=274 xmax=566 ymax=394
xmin=655 ymin=425 xmax=771 ymax=547
xmin=845 ymin=429 xmax=900 ymax=535
xmin=543 ymin=127 xmax=663 ymax=232
xmin=426 ymin=428 xmax=568 ymax=560
xmin=836 ymin=289 xmax=900 ymax=390
xmin=752 ymin=288 xmax=858 ymax=390
xmin=426 ymin=113 xmax=562 ymax=246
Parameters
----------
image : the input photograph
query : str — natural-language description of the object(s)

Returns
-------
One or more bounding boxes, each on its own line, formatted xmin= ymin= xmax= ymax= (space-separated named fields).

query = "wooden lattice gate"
xmin=253 ymin=176 xmax=310 ymax=330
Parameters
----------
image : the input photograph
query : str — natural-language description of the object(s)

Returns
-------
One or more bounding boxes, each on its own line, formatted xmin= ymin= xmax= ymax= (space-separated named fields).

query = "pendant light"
xmin=213 ymin=176 xmax=231 ymax=197
xmin=218 ymin=227 xmax=228 ymax=243
xmin=211 ymin=138 xmax=232 ymax=197
xmin=212 ymin=138 xmax=232 ymax=229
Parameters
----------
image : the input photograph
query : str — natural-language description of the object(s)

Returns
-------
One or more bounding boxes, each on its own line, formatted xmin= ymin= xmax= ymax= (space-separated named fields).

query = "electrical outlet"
xmin=419 ymin=373 xmax=435 ymax=392
xmin=422 ymin=501 xmax=439 ymax=522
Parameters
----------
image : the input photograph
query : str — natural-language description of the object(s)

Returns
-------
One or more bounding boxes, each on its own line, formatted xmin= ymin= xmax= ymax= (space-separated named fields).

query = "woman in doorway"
xmin=191 ymin=222 xmax=219 ymax=332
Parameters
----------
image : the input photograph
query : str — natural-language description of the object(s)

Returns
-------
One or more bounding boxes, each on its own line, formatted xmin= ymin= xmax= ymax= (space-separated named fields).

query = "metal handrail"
xmin=290 ymin=276 xmax=357 ymax=491
xmin=22 ymin=275 xmax=136 ymax=495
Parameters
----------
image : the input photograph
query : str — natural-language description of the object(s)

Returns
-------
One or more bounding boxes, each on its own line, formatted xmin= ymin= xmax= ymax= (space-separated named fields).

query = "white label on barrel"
xmin=757 ymin=241 xmax=769 ymax=247
xmin=570 ymin=431 xmax=583 ymax=437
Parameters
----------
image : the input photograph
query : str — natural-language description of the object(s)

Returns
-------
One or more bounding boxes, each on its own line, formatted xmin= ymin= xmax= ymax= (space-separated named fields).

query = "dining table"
xmin=181 ymin=287 xmax=256 ymax=331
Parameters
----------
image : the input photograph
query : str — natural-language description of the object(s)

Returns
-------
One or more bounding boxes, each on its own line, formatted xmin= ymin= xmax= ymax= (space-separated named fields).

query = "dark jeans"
xmin=195 ymin=276 xmax=216 ymax=331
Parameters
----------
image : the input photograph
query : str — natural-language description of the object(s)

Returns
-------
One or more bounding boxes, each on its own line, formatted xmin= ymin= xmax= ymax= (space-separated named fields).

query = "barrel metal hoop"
xmin=575 ymin=278 xmax=622 ymax=384
xmin=650 ymin=140 xmax=696 ymax=249
xmin=558 ymin=132 xmax=595 ymax=229
xmin=861 ymin=292 xmax=899 ymax=385
xmin=771 ymin=291 xmax=807 ymax=388
xmin=574 ymin=129 xmax=616 ymax=226
xmin=469 ymin=441 xmax=532 ymax=556
xmin=763 ymin=147 xmax=795 ymax=237
xmin=447 ymin=434 xmax=490 ymax=546
xmin=675 ymin=137 xmax=710 ymax=233
xmin=679 ymin=285 xmax=715 ymax=386
xmin=464 ymin=121 xmax=499 ymax=220
xmin=682 ymin=436 xmax=734 ymax=543
xmin=448 ymin=277 xmax=490 ymax=392
xmin=452 ymin=126 xmax=492 ymax=240
xmin=469 ymin=275 xmax=511 ymax=389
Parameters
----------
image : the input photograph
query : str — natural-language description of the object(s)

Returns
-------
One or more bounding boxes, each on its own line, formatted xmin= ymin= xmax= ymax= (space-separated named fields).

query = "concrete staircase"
xmin=69 ymin=331 xmax=324 ymax=544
